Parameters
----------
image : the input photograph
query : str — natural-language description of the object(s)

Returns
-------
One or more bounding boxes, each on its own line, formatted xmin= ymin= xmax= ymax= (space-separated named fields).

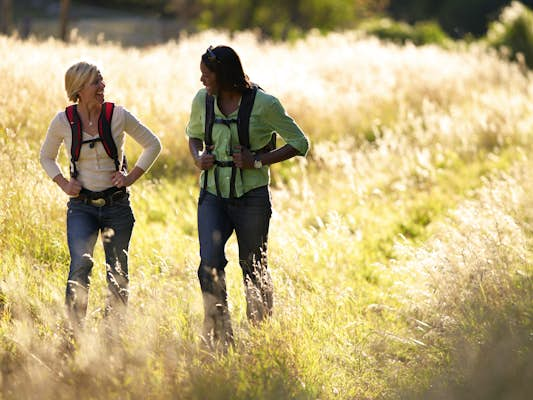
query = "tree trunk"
xmin=59 ymin=0 xmax=70 ymax=42
xmin=241 ymin=0 xmax=259 ymax=30
xmin=1 ymin=0 xmax=13 ymax=35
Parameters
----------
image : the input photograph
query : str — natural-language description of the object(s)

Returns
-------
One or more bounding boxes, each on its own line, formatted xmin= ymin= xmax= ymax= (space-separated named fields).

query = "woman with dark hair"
xmin=186 ymin=45 xmax=309 ymax=349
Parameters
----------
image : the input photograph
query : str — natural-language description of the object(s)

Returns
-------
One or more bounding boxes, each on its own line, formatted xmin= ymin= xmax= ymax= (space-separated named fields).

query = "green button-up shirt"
xmin=186 ymin=88 xmax=309 ymax=198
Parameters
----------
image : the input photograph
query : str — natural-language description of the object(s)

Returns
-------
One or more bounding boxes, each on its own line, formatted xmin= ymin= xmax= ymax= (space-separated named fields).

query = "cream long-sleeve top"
xmin=40 ymin=105 xmax=162 ymax=192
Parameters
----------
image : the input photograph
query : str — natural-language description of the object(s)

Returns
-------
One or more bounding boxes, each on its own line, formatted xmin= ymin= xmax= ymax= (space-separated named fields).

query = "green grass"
xmin=1 ymin=31 xmax=532 ymax=399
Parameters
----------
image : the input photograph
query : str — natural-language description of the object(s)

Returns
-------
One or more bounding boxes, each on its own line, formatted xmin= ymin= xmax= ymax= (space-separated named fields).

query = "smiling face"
xmin=78 ymin=71 xmax=105 ymax=105
xmin=200 ymin=61 xmax=218 ymax=95
xmin=65 ymin=62 xmax=107 ymax=104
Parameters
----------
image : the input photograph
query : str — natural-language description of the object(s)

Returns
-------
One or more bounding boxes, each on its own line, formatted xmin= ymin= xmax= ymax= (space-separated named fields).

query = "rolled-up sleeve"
xmin=123 ymin=108 xmax=162 ymax=172
xmin=40 ymin=112 xmax=66 ymax=179
xmin=263 ymin=97 xmax=309 ymax=156
xmin=186 ymin=90 xmax=205 ymax=140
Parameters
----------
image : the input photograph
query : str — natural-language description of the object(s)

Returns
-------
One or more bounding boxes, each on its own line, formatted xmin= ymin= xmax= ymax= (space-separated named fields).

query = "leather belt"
xmin=73 ymin=187 xmax=127 ymax=207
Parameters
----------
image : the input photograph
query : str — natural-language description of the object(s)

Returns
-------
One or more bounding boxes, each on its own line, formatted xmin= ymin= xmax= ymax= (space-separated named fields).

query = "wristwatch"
xmin=253 ymin=155 xmax=263 ymax=169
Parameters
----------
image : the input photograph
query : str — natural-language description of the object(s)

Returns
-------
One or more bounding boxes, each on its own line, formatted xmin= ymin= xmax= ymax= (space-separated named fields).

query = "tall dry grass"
xmin=0 ymin=30 xmax=532 ymax=399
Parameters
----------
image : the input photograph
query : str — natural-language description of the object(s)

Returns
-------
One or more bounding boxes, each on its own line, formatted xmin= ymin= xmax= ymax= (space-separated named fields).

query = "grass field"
xmin=0 ymin=30 xmax=532 ymax=399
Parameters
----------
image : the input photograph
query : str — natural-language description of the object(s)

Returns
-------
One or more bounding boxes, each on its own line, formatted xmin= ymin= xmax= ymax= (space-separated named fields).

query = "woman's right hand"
xmin=57 ymin=176 xmax=82 ymax=196
xmin=195 ymin=147 xmax=215 ymax=170
xmin=64 ymin=178 xmax=82 ymax=196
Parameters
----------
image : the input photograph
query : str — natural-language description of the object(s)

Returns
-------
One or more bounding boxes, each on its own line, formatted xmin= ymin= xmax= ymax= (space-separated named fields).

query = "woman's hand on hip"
xmin=112 ymin=166 xmax=145 ymax=188
xmin=63 ymin=178 xmax=82 ymax=196
xmin=112 ymin=171 xmax=129 ymax=188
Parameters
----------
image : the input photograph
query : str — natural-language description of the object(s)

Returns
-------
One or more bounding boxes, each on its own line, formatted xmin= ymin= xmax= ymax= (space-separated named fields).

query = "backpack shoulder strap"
xmin=201 ymin=93 xmax=216 ymax=202
xmin=204 ymin=93 xmax=215 ymax=147
xmin=65 ymin=102 xmax=122 ymax=177
xmin=98 ymin=102 xmax=117 ymax=160
xmin=237 ymin=85 xmax=258 ymax=149
xmin=65 ymin=104 xmax=82 ymax=161
xmin=98 ymin=102 xmax=124 ymax=172
xmin=65 ymin=104 xmax=82 ymax=178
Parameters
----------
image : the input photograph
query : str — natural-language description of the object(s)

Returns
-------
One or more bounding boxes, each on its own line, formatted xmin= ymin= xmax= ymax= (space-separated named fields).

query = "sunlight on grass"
xmin=0 ymin=30 xmax=532 ymax=399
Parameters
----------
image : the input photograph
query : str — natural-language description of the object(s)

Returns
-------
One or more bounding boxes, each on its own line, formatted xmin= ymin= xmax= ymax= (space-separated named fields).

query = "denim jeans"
xmin=66 ymin=194 xmax=135 ymax=328
xmin=197 ymin=186 xmax=273 ymax=345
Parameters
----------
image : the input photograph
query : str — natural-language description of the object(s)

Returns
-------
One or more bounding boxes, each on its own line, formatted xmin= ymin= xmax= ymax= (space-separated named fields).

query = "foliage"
xmin=0 ymin=31 xmax=532 ymax=399
xmin=79 ymin=0 xmax=169 ymax=12
xmin=79 ymin=0 xmax=390 ymax=40
xmin=171 ymin=0 xmax=390 ymax=40
xmin=359 ymin=18 xmax=451 ymax=46
xmin=387 ymin=0 xmax=533 ymax=37
xmin=10 ymin=0 xmax=533 ymax=42
xmin=486 ymin=1 xmax=533 ymax=69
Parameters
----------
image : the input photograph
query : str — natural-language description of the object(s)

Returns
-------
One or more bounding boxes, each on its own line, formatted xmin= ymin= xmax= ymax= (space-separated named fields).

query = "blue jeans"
xmin=66 ymin=194 xmax=135 ymax=328
xmin=197 ymin=186 xmax=273 ymax=345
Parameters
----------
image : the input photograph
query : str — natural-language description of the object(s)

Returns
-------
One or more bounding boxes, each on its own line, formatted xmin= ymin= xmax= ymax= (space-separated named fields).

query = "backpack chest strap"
xmin=201 ymin=86 xmax=259 ymax=201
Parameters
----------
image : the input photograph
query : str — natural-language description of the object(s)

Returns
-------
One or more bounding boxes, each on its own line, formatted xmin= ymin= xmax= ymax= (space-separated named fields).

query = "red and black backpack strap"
xmin=65 ymin=102 xmax=124 ymax=179
xmin=98 ymin=102 xmax=120 ymax=171
xmin=65 ymin=104 xmax=82 ymax=178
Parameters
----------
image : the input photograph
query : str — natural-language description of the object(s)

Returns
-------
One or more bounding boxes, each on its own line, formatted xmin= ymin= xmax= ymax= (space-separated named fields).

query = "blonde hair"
xmin=64 ymin=61 xmax=99 ymax=102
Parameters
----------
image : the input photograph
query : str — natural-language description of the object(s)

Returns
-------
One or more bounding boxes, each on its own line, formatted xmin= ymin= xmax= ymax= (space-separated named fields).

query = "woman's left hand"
xmin=111 ymin=171 xmax=130 ymax=188
xmin=232 ymin=145 xmax=254 ymax=169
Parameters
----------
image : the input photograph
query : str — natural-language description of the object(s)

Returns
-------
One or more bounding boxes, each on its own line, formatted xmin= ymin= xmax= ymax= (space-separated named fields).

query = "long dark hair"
xmin=201 ymin=45 xmax=252 ymax=92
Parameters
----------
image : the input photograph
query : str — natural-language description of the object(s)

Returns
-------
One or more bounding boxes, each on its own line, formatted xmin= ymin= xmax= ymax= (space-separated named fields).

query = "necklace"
xmin=88 ymin=120 xmax=93 ymax=126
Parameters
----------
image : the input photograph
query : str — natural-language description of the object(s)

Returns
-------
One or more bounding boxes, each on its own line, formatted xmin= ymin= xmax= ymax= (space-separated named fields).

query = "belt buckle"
xmin=90 ymin=198 xmax=106 ymax=207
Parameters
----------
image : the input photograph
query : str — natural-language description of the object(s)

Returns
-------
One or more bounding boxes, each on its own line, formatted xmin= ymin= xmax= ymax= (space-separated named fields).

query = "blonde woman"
xmin=40 ymin=61 xmax=161 ymax=334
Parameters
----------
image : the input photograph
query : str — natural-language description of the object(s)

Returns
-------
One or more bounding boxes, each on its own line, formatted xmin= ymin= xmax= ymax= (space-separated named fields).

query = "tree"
xmin=1 ymin=0 xmax=13 ymax=35
xmin=387 ymin=0 xmax=533 ymax=37
xmin=165 ymin=0 xmax=389 ymax=40
xmin=59 ymin=0 xmax=71 ymax=41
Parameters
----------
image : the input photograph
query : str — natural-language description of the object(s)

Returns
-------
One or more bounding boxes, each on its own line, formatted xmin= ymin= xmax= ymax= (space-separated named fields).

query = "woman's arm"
xmin=40 ymin=113 xmax=67 ymax=181
xmin=40 ymin=112 xmax=83 ymax=195
xmin=120 ymin=108 xmax=162 ymax=187
xmin=263 ymin=97 xmax=309 ymax=157
xmin=232 ymin=143 xmax=299 ymax=169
